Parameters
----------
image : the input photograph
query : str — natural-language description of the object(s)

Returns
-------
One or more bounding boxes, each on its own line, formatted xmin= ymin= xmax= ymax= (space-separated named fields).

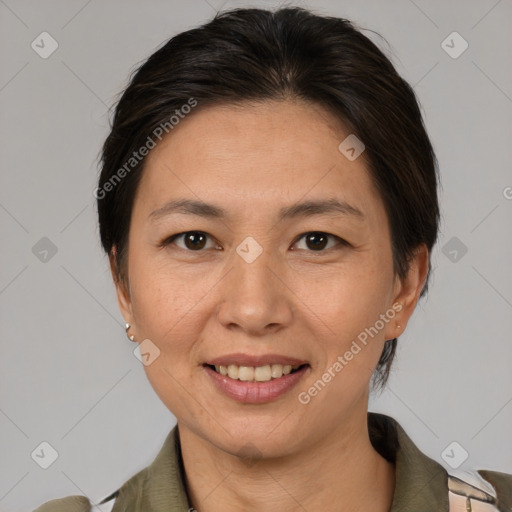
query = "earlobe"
xmin=387 ymin=244 xmax=429 ymax=339
xmin=109 ymin=247 xmax=134 ymax=326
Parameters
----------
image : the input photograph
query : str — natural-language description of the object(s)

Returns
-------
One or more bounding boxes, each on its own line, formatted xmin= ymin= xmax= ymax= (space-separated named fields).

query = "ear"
xmin=384 ymin=244 xmax=429 ymax=340
xmin=109 ymin=246 xmax=134 ymax=328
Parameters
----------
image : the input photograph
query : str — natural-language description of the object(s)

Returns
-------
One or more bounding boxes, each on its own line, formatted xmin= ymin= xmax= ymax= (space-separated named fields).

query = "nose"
xmin=216 ymin=246 xmax=294 ymax=337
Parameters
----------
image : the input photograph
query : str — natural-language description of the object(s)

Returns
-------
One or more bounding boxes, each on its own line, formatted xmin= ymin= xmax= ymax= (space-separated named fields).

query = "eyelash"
xmin=159 ymin=231 xmax=349 ymax=253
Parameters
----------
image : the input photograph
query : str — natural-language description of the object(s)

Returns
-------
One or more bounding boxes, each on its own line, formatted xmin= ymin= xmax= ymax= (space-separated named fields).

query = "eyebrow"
xmin=149 ymin=197 xmax=364 ymax=222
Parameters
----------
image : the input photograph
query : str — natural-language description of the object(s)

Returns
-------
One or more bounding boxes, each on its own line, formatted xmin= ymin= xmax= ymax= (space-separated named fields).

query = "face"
xmin=113 ymin=100 xmax=427 ymax=458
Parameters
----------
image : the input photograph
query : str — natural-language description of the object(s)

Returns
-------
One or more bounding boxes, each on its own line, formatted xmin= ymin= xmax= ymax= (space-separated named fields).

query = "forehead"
xmin=135 ymin=100 xmax=384 ymax=222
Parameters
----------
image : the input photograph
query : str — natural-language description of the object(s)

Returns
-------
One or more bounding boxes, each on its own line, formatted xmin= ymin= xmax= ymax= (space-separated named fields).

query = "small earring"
xmin=125 ymin=323 xmax=135 ymax=342
xmin=396 ymin=324 xmax=401 ymax=330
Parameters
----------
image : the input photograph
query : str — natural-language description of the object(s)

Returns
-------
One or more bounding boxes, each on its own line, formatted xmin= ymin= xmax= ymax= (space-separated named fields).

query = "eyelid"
xmin=160 ymin=231 xmax=349 ymax=252
xmin=292 ymin=232 xmax=348 ymax=251
xmin=160 ymin=231 xmax=220 ymax=250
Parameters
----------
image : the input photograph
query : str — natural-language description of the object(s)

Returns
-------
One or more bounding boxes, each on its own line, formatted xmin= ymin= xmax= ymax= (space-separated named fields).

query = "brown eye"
xmin=293 ymin=232 xmax=346 ymax=252
xmin=163 ymin=231 xmax=217 ymax=251
xmin=183 ymin=232 xmax=207 ymax=250
xmin=305 ymin=232 xmax=328 ymax=250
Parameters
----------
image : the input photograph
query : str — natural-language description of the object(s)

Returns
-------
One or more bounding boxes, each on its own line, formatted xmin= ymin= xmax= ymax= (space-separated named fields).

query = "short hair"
xmin=97 ymin=7 xmax=440 ymax=391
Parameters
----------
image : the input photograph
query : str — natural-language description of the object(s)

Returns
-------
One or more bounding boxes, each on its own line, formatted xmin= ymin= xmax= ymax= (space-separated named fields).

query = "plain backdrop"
xmin=1 ymin=0 xmax=511 ymax=510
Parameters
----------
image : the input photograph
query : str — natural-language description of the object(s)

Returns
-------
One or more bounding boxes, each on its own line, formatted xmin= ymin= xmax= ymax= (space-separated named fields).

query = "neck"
xmin=179 ymin=409 xmax=396 ymax=512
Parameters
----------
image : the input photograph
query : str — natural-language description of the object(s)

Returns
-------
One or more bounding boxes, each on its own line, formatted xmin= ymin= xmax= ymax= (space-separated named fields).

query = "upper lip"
xmin=204 ymin=353 xmax=309 ymax=367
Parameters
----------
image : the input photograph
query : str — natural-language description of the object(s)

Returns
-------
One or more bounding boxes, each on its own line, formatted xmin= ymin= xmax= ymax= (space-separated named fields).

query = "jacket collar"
xmin=372 ymin=413 xmax=449 ymax=511
xmin=111 ymin=412 xmax=450 ymax=511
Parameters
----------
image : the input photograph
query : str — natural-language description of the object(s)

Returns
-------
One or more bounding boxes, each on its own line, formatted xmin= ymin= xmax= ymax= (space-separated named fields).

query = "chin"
xmin=210 ymin=421 xmax=304 ymax=460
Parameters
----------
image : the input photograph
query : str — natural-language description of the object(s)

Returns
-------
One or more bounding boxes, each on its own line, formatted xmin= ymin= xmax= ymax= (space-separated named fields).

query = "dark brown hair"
xmin=97 ymin=7 xmax=440 ymax=391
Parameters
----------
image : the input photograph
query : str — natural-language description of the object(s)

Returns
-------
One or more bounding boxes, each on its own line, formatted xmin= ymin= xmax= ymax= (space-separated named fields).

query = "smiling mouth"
xmin=203 ymin=363 xmax=309 ymax=382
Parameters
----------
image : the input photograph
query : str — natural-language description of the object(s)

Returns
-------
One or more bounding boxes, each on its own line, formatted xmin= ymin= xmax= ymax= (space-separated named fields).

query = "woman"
xmin=35 ymin=7 xmax=511 ymax=512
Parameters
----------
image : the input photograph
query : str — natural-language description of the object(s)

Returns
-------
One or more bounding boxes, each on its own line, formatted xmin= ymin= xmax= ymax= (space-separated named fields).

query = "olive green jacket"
xmin=34 ymin=413 xmax=511 ymax=512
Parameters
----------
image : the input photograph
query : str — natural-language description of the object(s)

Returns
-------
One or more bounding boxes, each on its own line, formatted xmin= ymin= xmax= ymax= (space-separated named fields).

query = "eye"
xmin=161 ymin=231 xmax=220 ymax=251
xmin=292 ymin=232 xmax=348 ymax=252
xmin=160 ymin=230 xmax=348 ymax=253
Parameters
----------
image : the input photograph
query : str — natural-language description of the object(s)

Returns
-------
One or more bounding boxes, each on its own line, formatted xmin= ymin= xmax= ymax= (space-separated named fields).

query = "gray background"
xmin=1 ymin=0 xmax=511 ymax=510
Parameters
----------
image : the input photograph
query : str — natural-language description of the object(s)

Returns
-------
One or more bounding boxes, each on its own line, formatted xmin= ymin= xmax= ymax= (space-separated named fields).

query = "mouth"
xmin=203 ymin=363 xmax=309 ymax=382
xmin=201 ymin=353 xmax=311 ymax=403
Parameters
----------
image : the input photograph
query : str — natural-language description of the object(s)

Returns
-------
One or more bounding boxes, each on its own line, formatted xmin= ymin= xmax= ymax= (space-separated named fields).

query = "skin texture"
xmin=112 ymin=99 xmax=429 ymax=512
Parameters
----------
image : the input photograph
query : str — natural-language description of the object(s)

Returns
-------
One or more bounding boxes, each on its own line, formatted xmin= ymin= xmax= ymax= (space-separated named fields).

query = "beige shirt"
xmin=34 ymin=412 xmax=512 ymax=512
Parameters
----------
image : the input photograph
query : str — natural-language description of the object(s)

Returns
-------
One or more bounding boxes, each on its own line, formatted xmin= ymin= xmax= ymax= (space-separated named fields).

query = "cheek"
xmin=128 ymin=269 xmax=206 ymax=413
xmin=301 ymin=275 xmax=391 ymax=410
xmin=295 ymin=258 xmax=393 ymax=383
xmin=128 ymin=258 xmax=205 ymax=363
xmin=298 ymin=259 xmax=391 ymax=331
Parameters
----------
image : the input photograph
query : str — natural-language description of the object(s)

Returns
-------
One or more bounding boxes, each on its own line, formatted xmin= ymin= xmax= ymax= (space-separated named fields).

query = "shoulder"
xmin=448 ymin=469 xmax=512 ymax=512
xmin=368 ymin=413 xmax=511 ymax=511
xmin=32 ymin=426 xmax=176 ymax=512
xmin=33 ymin=494 xmax=116 ymax=512
xmin=32 ymin=495 xmax=91 ymax=512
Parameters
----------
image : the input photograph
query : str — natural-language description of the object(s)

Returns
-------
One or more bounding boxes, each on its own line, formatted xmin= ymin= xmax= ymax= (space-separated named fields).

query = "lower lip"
xmin=203 ymin=365 xmax=309 ymax=404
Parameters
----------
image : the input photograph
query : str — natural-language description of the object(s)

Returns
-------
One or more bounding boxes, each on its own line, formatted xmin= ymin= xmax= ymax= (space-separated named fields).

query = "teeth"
xmin=212 ymin=363 xmax=302 ymax=382
xmin=238 ymin=366 xmax=254 ymax=381
xmin=227 ymin=364 xmax=238 ymax=379
xmin=254 ymin=365 xmax=272 ymax=381
xmin=271 ymin=364 xmax=283 ymax=378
